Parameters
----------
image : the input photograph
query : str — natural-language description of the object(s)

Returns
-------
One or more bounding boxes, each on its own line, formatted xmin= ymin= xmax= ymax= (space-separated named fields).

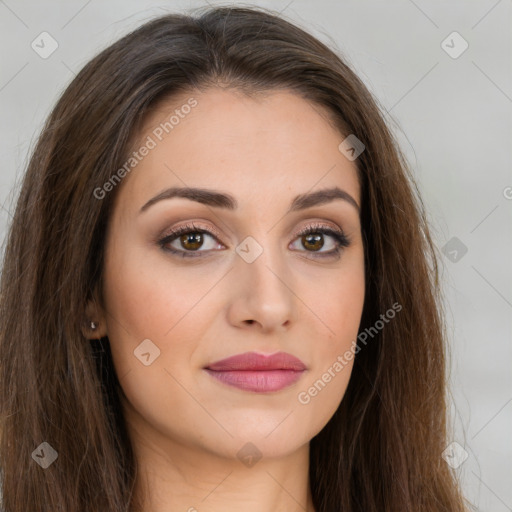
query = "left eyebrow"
xmin=289 ymin=187 xmax=360 ymax=213
xmin=139 ymin=185 xmax=360 ymax=214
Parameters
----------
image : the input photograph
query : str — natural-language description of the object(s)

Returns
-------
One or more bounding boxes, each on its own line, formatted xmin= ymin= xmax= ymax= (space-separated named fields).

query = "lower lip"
xmin=204 ymin=369 xmax=305 ymax=392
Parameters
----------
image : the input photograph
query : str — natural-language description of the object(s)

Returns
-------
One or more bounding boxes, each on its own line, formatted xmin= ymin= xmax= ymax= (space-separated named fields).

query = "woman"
xmin=0 ymin=5 xmax=469 ymax=512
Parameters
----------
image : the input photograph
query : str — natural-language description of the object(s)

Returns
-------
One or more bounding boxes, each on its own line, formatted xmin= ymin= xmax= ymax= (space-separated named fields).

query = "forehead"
xmin=116 ymin=87 xmax=360 ymax=213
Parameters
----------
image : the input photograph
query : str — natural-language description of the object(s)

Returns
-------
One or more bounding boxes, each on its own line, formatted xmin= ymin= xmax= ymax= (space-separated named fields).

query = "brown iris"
xmin=180 ymin=233 xmax=204 ymax=250
xmin=178 ymin=231 xmax=326 ymax=252
xmin=302 ymin=233 xmax=324 ymax=251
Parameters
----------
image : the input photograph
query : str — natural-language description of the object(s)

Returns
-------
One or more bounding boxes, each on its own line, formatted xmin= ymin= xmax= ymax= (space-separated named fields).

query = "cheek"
xmin=316 ymin=255 xmax=365 ymax=349
xmin=101 ymin=248 xmax=215 ymax=441
xmin=101 ymin=244 xmax=213 ymax=384
xmin=103 ymin=243 xmax=214 ymax=340
xmin=297 ymin=256 xmax=364 ymax=423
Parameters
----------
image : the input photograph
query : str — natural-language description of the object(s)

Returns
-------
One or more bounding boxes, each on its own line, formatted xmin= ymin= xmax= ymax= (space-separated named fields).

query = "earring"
xmin=90 ymin=321 xmax=98 ymax=330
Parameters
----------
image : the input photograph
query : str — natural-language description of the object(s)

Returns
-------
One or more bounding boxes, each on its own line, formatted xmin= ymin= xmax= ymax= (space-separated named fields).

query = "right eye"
xmin=157 ymin=222 xmax=225 ymax=258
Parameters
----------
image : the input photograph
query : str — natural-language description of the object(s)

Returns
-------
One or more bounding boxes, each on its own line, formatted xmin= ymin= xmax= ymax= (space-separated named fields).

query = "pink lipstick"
xmin=204 ymin=351 xmax=306 ymax=393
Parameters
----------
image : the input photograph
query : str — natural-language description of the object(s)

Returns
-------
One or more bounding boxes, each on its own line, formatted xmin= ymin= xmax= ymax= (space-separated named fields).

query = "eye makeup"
xmin=155 ymin=220 xmax=351 ymax=260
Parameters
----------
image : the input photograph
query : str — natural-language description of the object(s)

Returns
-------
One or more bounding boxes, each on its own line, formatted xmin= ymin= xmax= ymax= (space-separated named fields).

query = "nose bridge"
xmin=230 ymin=231 xmax=295 ymax=329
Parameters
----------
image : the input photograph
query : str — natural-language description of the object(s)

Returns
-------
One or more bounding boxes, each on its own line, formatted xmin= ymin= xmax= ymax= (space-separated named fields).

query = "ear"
xmin=81 ymin=291 xmax=108 ymax=340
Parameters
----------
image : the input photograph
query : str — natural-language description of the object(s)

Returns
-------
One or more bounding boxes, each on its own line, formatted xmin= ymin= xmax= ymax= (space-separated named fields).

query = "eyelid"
xmin=290 ymin=219 xmax=345 ymax=240
xmin=157 ymin=221 xmax=225 ymax=244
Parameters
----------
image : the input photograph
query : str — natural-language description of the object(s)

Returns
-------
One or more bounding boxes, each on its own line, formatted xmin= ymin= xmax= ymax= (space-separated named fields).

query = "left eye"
xmin=289 ymin=224 xmax=350 ymax=258
xmin=290 ymin=230 xmax=339 ymax=253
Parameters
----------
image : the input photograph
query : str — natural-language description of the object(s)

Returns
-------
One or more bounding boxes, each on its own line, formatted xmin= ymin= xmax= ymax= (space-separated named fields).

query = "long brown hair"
xmin=0 ymin=6 xmax=469 ymax=511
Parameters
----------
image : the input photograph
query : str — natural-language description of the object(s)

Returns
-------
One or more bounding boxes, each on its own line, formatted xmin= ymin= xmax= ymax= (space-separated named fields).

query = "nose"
xmin=226 ymin=243 xmax=296 ymax=333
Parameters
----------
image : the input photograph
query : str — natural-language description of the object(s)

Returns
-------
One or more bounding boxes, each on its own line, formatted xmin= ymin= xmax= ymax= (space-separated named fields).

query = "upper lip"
xmin=205 ymin=351 xmax=307 ymax=371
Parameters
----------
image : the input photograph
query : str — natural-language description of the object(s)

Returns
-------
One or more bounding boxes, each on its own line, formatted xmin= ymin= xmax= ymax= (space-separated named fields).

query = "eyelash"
xmin=157 ymin=222 xmax=351 ymax=259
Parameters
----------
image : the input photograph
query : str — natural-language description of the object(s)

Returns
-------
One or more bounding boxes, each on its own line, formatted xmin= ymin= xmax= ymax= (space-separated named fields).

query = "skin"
xmin=86 ymin=88 xmax=365 ymax=512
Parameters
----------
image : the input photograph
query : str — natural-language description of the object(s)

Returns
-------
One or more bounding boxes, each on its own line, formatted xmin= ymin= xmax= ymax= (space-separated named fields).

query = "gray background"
xmin=1 ymin=1 xmax=511 ymax=510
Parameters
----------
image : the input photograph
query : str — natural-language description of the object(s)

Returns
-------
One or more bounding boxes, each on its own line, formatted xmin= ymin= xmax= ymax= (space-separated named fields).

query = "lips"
xmin=204 ymin=351 xmax=307 ymax=393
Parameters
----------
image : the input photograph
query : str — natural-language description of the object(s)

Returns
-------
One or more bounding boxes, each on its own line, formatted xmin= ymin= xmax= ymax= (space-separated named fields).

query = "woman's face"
xmin=97 ymin=87 xmax=365 ymax=460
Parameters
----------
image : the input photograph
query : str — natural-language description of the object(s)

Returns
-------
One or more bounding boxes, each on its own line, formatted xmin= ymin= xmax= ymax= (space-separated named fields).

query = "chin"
xmin=186 ymin=409 xmax=324 ymax=461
